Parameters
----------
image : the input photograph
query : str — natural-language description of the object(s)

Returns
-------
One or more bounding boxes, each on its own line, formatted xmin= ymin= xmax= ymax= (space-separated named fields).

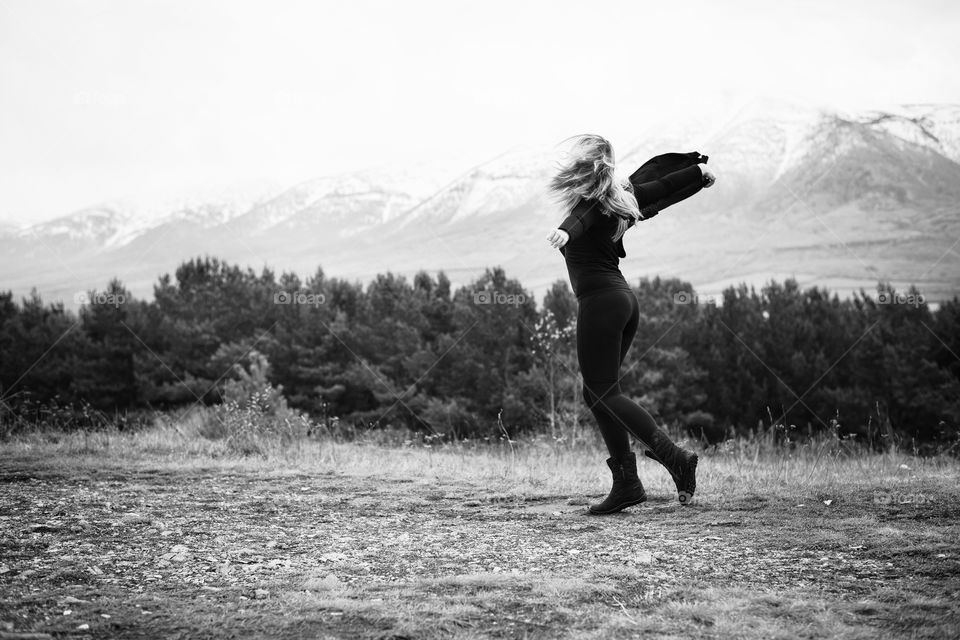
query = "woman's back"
xmin=559 ymin=200 xmax=633 ymax=300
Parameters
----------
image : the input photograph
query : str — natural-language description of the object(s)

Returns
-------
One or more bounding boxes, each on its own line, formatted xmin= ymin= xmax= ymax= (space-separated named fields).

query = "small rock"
xmin=170 ymin=544 xmax=189 ymax=553
xmin=311 ymin=574 xmax=341 ymax=590
xmin=121 ymin=513 xmax=151 ymax=525
xmin=254 ymin=589 xmax=269 ymax=599
xmin=77 ymin=624 xmax=90 ymax=630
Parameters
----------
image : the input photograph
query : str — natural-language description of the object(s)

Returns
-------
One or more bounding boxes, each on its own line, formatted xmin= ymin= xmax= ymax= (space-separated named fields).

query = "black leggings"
xmin=576 ymin=288 xmax=665 ymax=457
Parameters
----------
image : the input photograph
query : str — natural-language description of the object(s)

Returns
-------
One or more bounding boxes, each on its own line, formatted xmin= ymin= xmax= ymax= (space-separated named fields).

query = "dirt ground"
xmin=1 ymin=452 xmax=958 ymax=639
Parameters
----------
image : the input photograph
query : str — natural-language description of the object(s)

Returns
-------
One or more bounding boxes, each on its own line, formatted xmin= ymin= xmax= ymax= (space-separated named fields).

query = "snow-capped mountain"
xmin=850 ymin=104 xmax=960 ymax=164
xmin=2 ymin=98 xmax=959 ymax=309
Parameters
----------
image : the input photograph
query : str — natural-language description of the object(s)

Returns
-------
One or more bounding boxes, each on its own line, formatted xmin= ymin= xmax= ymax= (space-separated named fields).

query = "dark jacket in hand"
xmin=628 ymin=151 xmax=709 ymax=220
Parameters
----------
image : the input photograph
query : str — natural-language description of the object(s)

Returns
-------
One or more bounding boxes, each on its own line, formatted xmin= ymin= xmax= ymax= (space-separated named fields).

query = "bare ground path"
xmin=1 ymin=452 xmax=958 ymax=639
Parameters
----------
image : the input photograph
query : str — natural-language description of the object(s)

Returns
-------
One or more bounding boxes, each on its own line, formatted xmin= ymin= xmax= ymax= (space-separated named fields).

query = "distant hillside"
xmin=3 ymin=98 xmax=959 ymax=308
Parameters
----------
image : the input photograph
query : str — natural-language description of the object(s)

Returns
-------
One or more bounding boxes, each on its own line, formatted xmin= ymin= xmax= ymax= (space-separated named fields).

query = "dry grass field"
xmin=1 ymin=422 xmax=958 ymax=639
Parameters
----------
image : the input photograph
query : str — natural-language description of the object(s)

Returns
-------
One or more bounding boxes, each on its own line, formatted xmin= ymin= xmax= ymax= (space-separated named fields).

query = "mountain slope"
xmin=2 ymin=99 xmax=959 ymax=308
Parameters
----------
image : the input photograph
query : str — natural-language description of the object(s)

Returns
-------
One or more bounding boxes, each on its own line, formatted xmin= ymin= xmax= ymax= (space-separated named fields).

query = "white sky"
xmin=1 ymin=0 xmax=959 ymax=224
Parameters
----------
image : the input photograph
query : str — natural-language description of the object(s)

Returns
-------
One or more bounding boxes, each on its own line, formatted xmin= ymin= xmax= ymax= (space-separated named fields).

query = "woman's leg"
xmin=579 ymin=290 xmax=699 ymax=503
xmin=577 ymin=290 xmax=633 ymax=457
xmin=577 ymin=289 xmax=647 ymax=514
xmin=583 ymin=289 xmax=638 ymax=445
xmin=578 ymin=289 xmax=662 ymax=445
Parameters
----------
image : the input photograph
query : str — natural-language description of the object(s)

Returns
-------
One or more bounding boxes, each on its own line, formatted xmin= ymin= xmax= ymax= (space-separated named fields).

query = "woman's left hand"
xmin=547 ymin=229 xmax=570 ymax=249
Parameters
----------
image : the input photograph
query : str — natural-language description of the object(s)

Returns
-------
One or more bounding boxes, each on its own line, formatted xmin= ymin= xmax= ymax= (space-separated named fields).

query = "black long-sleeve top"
xmin=558 ymin=164 xmax=704 ymax=300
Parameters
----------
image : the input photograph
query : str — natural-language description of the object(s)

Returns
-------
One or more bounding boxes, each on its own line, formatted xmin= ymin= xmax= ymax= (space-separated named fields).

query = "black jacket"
xmin=557 ymin=150 xmax=709 ymax=257
xmin=628 ymin=150 xmax=709 ymax=220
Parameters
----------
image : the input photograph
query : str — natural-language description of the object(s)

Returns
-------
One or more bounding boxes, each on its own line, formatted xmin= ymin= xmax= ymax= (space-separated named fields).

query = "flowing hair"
xmin=547 ymin=134 xmax=640 ymax=242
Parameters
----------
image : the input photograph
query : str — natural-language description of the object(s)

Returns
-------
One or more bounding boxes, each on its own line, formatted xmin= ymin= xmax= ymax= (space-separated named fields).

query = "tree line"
xmin=1 ymin=256 xmax=958 ymax=450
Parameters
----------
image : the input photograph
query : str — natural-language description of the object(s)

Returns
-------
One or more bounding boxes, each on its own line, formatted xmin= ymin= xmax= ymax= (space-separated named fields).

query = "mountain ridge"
xmin=3 ymin=99 xmax=959 ymax=308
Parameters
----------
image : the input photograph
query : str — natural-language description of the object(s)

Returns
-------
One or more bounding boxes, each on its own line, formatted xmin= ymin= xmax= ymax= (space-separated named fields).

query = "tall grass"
xmin=4 ymin=405 xmax=956 ymax=506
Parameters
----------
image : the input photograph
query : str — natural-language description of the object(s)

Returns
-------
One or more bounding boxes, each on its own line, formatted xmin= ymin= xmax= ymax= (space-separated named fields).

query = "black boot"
xmin=643 ymin=430 xmax=698 ymax=505
xmin=589 ymin=451 xmax=647 ymax=515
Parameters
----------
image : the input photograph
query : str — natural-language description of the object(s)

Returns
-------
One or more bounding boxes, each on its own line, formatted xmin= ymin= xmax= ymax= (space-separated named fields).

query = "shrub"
xmin=199 ymin=350 xmax=313 ymax=456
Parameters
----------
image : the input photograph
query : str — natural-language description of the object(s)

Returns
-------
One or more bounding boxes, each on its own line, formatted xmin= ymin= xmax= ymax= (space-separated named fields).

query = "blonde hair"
xmin=547 ymin=134 xmax=640 ymax=242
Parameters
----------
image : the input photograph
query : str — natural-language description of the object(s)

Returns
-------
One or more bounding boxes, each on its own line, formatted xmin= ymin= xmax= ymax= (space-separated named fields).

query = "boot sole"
xmin=588 ymin=495 xmax=647 ymax=515
xmin=646 ymin=449 xmax=698 ymax=505
xmin=677 ymin=454 xmax=698 ymax=505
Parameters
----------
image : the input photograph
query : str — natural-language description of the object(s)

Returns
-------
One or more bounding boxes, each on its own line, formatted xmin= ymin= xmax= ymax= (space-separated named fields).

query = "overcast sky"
xmin=2 ymin=0 xmax=958 ymax=225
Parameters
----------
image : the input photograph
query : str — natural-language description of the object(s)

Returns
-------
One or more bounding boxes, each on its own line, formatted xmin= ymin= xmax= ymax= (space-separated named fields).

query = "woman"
xmin=545 ymin=134 xmax=715 ymax=515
